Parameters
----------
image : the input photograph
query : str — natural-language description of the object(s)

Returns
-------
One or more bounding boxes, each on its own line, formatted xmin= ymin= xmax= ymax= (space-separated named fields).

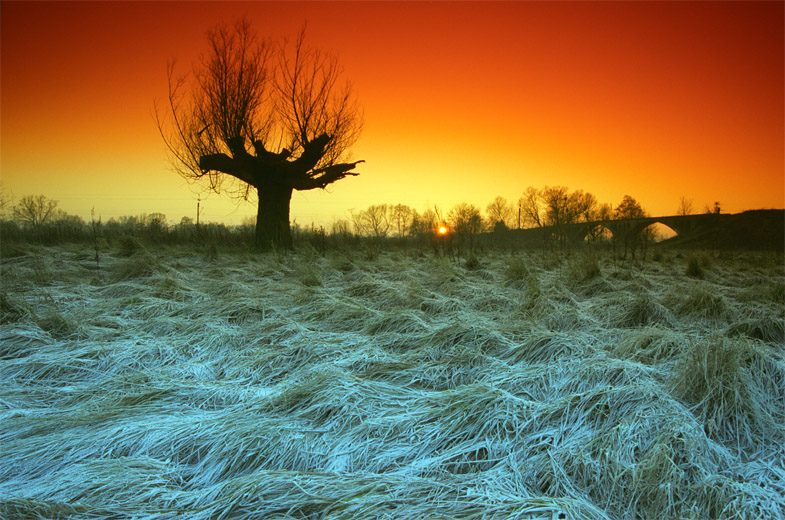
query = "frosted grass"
xmin=1 ymin=245 xmax=783 ymax=519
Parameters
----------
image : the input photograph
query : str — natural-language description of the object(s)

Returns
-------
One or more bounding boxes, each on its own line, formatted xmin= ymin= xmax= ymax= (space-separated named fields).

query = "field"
xmin=1 ymin=242 xmax=784 ymax=519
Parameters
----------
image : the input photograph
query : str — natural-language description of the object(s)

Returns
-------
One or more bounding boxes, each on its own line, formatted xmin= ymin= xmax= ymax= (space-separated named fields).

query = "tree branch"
xmin=252 ymin=140 xmax=291 ymax=164
xmin=200 ymin=153 xmax=255 ymax=185
xmin=291 ymin=133 xmax=330 ymax=171
xmin=289 ymin=160 xmax=364 ymax=190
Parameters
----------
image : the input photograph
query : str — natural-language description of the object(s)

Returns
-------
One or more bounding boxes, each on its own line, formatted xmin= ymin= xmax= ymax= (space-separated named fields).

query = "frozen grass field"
xmin=1 ymin=243 xmax=784 ymax=519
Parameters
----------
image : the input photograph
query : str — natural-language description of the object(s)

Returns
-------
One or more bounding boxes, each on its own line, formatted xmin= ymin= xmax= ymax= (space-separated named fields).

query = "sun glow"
xmin=438 ymin=226 xmax=448 ymax=235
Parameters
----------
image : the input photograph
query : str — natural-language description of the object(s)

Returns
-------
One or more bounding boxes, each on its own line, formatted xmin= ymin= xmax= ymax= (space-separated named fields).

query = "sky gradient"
xmin=2 ymin=1 xmax=783 ymax=226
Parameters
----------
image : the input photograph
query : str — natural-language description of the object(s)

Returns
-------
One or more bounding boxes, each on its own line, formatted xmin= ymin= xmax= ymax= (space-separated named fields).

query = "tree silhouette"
xmin=614 ymin=195 xmax=646 ymax=220
xmin=518 ymin=187 xmax=543 ymax=228
xmin=13 ymin=195 xmax=59 ymax=232
xmin=157 ymin=19 xmax=363 ymax=249
xmin=677 ymin=196 xmax=693 ymax=216
xmin=486 ymin=196 xmax=514 ymax=230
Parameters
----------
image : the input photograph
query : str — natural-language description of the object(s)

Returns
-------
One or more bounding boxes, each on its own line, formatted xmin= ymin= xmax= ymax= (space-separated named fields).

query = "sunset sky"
xmin=2 ymin=1 xmax=783 ymax=227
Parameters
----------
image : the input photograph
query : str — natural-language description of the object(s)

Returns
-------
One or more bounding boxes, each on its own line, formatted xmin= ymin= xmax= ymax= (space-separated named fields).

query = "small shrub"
xmin=117 ymin=235 xmax=146 ymax=257
xmin=505 ymin=257 xmax=529 ymax=284
xmin=113 ymin=251 xmax=160 ymax=281
xmin=685 ymin=255 xmax=704 ymax=279
xmin=464 ymin=253 xmax=481 ymax=271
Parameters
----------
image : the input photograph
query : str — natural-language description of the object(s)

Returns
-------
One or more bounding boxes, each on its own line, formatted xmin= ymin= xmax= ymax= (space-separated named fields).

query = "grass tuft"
xmin=613 ymin=326 xmax=685 ymax=363
xmin=727 ymin=317 xmax=785 ymax=344
xmin=616 ymin=292 xmax=673 ymax=328
xmin=672 ymin=334 xmax=784 ymax=448
xmin=678 ymin=284 xmax=729 ymax=324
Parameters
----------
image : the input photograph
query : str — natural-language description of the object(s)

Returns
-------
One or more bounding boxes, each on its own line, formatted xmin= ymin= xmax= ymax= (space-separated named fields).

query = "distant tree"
xmin=541 ymin=186 xmax=573 ymax=227
xmin=13 ymin=195 xmax=59 ymax=231
xmin=448 ymin=203 xmax=484 ymax=235
xmin=485 ymin=196 xmax=514 ymax=230
xmin=410 ymin=207 xmax=440 ymax=238
xmin=613 ymin=195 xmax=646 ymax=220
xmin=352 ymin=204 xmax=389 ymax=239
xmin=596 ymin=202 xmax=613 ymax=221
xmin=390 ymin=204 xmax=415 ymax=237
xmin=572 ymin=190 xmax=598 ymax=222
xmin=157 ymin=19 xmax=363 ymax=250
xmin=677 ymin=196 xmax=693 ymax=216
xmin=703 ymin=201 xmax=722 ymax=214
xmin=331 ymin=218 xmax=351 ymax=238
xmin=612 ymin=195 xmax=647 ymax=260
xmin=518 ymin=187 xmax=543 ymax=228
xmin=0 ymin=184 xmax=11 ymax=220
xmin=448 ymin=202 xmax=483 ymax=252
xmin=542 ymin=186 xmax=588 ymax=251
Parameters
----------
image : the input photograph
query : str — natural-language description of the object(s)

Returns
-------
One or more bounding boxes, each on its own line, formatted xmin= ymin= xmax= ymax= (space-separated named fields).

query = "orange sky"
xmin=2 ymin=1 xmax=783 ymax=226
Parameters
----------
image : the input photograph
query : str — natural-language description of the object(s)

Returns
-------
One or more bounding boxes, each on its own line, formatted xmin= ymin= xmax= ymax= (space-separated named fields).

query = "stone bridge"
xmin=497 ymin=210 xmax=783 ymax=249
xmin=563 ymin=212 xmax=728 ymax=243
xmin=508 ymin=212 xmax=730 ymax=245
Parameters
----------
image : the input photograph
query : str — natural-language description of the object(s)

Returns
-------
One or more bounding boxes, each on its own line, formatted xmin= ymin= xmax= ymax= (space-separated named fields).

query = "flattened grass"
xmin=1 ymin=246 xmax=783 ymax=519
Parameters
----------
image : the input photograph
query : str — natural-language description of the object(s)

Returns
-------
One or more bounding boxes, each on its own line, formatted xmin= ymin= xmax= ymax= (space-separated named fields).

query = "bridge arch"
xmin=584 ymin=224 xmax=614 ymax=242
xmin=642 ymin=221 xmax=678 ymax=242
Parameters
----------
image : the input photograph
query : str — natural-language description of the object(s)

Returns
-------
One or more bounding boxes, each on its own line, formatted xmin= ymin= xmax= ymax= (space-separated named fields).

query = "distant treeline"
xmin=0 ymin=189 xmax=721 ymax=254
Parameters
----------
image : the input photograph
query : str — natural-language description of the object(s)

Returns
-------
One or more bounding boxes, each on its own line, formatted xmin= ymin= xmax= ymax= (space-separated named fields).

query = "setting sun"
xmin=438 ymin=226 xmax=448 ymax=235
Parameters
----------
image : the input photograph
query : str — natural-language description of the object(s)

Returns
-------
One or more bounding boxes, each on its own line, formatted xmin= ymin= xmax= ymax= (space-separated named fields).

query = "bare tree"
xmin=518 ymin=187 xmax=543 ymax=228
xmin=541 ymin=186 xmax=572 ymax=227
xmin=0 ymin=184 xmax=11 ymax=220
xmin=571 ymin=190 xmax=598 ymax=222
xmin=410 ymin=207 xmax=439 ymax=238
xmin=157 ymin=19 xmax=363 ymax=249
xmin=13 ymin=195 xmax=59 ymax=231
xmin=448 ymin=203 xmax=483 ymax=253
xmin=352 ymin=204 xmax=390 ymax=239
xmin=596 ymin=203 xmax=613 ymax=221
xmin=448 ymin=203 xmax=483 ymax=235
xmin=677 ymin=196 xmax=693 ymax=216
xmin=390 ymin=204 xmax=415 ymax=237
xmin=486 ymin=196 xmax=514 ymax=230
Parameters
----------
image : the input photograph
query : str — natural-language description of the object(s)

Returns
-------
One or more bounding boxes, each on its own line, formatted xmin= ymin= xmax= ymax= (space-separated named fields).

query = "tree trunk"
xmin=255 ymin=181 xmax=293 ymax=250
